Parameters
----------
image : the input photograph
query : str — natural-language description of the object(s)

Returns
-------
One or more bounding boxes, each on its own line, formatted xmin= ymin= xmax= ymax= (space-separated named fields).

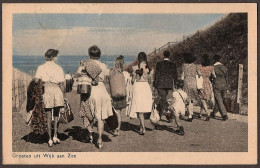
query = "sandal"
xmin=113 ymin=129 xmax=120 ymax=137
xmin=53 ymin=136 xmax=60 ymax=144
xmin=48 ymin=139 xmax=53 ymax=147
xmin=97 ymin=140 xmax=103 ymax=149
xmin=89 ymin=132 xmax=93 ymax=144
xmin=139 ymin=127 xmax=146 ymax=135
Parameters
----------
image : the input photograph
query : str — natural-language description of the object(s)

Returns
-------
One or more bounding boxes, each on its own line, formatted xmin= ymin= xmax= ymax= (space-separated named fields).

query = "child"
xmin=167 ymin=80 xmax=188 ymax=135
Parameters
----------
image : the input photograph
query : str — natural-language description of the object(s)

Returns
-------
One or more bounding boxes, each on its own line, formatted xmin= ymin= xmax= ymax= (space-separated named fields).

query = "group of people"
xmin=26 ymin=45 xmax=229 ymax=149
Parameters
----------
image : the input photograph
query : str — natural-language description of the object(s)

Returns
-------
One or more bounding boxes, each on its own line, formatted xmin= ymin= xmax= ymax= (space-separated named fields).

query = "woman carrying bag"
xmin=75 ymin=45 xmax=113 ymax=149
xmin=129 ymin=52 xmax=153 ymax=135
xmin=34 ymin=49 xmax=65 ymax=147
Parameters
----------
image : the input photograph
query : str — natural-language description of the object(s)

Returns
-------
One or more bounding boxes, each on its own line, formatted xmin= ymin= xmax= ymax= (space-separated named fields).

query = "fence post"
xmin=236 ymin=64 xmax=243 ymax=114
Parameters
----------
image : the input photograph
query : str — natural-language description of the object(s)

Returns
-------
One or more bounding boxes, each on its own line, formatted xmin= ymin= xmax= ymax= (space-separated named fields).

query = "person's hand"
xmin=226 ymin=90 xmax=231 ymax=95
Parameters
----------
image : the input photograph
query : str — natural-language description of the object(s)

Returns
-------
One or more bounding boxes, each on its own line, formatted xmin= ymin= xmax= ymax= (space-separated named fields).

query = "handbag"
xmin=150 ymin=102 xmax=160 ymax=123
xmin=105 ymin=107 xmax=118 ymax=130
xmin=25 ymin=110 xmax=33 ymax=125
xmin=77 ymin=84 xmax=92 ymax=94
xmin=59 ymin=99 xmax=74 ymax=124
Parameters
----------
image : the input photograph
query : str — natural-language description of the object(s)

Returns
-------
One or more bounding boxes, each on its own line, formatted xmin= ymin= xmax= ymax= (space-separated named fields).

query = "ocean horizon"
xmin=13 ymin=55 xmax=136 ymax=75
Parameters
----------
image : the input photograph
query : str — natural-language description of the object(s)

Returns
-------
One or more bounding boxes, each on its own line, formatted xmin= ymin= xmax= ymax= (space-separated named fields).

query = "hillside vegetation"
xmin=127 ymin=13 xmax=248 ymax=105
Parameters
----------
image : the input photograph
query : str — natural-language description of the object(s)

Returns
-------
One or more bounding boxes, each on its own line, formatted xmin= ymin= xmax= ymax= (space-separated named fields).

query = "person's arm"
xmin=59 ymin=81 xmax=66 ymax=97
xmin=74 ymin=65 xmax=84 ymax=78
xmin=153 ymin=63 xmax=160 ymax=88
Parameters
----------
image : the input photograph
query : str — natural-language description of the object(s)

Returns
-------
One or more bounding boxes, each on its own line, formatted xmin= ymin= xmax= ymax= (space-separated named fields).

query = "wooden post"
xmin=236 ymin=64 xmax=243 ymax=114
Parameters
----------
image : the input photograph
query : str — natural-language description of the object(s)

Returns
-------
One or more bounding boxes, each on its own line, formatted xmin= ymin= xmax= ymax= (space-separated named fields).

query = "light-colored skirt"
xmin=130 ymin=82 xmax=153 ymax=118
xmin=43 ymin=82 xmax=64 ymax=108
xmin=89 ymin=82 xmax=113 ymax=120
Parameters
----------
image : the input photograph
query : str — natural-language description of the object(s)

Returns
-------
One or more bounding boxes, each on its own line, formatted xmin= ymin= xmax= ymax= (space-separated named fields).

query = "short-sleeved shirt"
xmin=35 ymin=61 xmax=65 ymax=83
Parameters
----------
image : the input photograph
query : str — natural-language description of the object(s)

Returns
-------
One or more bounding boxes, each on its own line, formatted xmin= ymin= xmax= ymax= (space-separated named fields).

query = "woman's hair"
xmin=201 ymin=54 xmax=211 ymax=66
xmin=213 ymin=54 xmax=221 ymax=63
xmin=163 ymin=50 xmax=170 ymax=58
xmin=137 ymin=52 xmax=151 ymax=74
xmin=114 ymin=56 xmax=124 ymax=72
xmin=176 ymin=79 xmax=184 ymax=89
xmin=88 ymin=45 xmax=101 ymax=60
xmin=183 ymin=52 xmax=196 ymax=64
xmin=45 ymin=49 xmax=58 ymax=61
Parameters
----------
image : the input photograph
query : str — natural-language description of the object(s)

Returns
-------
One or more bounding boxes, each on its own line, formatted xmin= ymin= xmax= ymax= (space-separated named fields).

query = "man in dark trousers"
xmin=153 ymin=50 xmax=178 ymax=121
xmin=210 ymin=55 xmax=229 ymax=121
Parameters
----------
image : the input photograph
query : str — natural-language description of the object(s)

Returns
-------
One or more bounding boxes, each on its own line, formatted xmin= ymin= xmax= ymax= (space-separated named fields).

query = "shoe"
xmin=139 ymin=128 xmax=146 ymax=135
xmin=89 ymin=132 xmax=93 ymax=144
xmin=113 ymin=129 xmax=119 ymax=137
xmin=222 ymin=115 xmax=228 ymax=121
xmin=97 ymin=140 xmax=103 ymax=149
xmin=187 ymin=117 xmax=193 ymax=122
xmin=197 ymin=114 xmax=202 ymax=118
xmin=179 ymin=126 xmax=184 ymax=136
xmin=48 ymin=139 xmax=53 ymax=147
xmin=206 ymin=116 xmax=210 ymax=121
xmin=210 ymin=112 xmax=216 ymax=118
xmin=53 ymin=136 xmax=60 ymax=144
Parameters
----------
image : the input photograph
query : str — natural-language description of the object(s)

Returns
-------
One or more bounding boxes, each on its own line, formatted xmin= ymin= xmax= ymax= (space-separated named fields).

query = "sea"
xmin=13 ymin=55 xmax=136 ymax=75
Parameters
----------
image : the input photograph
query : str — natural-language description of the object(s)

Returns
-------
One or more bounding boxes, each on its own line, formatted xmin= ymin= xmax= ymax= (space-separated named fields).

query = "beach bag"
xmin=150 ymin=102 xmax=160 ymax=123
xmin=224 ymin=97 xmax=235 ymax=112
xmin=59 ymin=99 xmax=74 ymax=124
xmin=82 ymin=59 xmax=102 ymax=80
xmin=77 ymin=84 xmax=92 ymax=94
xmin=196 ymin=74 xmax=203 ymax=90
xmin=105 ymin=107 xmax=118 ymax=130
xmin=109 ymin=69 xmax=126 ymax=99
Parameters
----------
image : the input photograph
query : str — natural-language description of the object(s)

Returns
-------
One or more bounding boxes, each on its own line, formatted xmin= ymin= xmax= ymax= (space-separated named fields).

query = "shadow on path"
xmin=21 ymin=132 xmax=69 ymax=144
xmin=64 ymin=126 xmax=112 ymax=144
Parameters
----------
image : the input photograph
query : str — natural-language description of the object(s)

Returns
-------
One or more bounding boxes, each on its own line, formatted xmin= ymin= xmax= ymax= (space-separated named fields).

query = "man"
xmin=210 ymin=55 xmax=229 ymax=121
xmin=153 ymin=50 xmax=178 ymax=121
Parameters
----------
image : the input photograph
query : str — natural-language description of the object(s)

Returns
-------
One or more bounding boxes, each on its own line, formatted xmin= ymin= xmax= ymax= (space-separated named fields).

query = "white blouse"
xmin=35 ymin=61 xmax=65 ymax=83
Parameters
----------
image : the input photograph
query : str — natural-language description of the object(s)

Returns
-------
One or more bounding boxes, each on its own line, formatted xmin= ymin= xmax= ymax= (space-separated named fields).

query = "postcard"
xmin=2 ymin=3 xmax=257 ymax=165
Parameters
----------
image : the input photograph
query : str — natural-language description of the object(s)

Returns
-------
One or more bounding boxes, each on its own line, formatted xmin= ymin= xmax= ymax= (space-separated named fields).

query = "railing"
xmin=147 ymin=42 xmax=178 ymax=56
xmin=12 ymin=68 xmax=33 ymax=112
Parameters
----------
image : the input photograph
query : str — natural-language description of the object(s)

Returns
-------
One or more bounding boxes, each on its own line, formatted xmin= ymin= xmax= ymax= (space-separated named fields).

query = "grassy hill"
xmin=127 ymin=13 xmax=248 ymax=106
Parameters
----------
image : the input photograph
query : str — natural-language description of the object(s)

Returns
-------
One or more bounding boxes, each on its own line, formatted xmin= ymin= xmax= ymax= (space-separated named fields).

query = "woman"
xmin=34 ymin=49 xmax=65 ymax=147
xmin=130 ymin=52 xmax=153 ymax=135
xmin=74 ymin=60 xmax=96 ymax=144
xmin=198 ymin=54 xmax=216 ymax=121
xmin=181 ymin=52 xmax=200 ymax=122
xmin=109 ymin=56 xmax=128 ymax=136
xmin=76 ymin=45 xmax=113 ymax=149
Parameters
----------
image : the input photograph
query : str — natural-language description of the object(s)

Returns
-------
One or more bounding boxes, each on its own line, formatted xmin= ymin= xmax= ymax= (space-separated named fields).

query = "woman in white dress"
xmin=34 ymin=49 xmax=65 ymax=147
xmin=86 ymin=45 xmax=113 ymax=149
xmin=130 ymin=52 xmax=153 ymax=135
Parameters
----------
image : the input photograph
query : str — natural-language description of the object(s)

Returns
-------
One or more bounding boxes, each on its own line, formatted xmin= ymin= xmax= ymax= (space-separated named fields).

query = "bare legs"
xmin=114 ymin=109 xmax=122 ymax=136
xmin=138 ymin=112 xmax=146 ymax=134
xmin=46 ymin=109 xmax=52 ymax=143
xmin=188 ymin=100 xmax=194 ymax=120
xmin=97 ymin=118 xmax=104 ymax=148
xmin=46 ymin=107 xmax=60 ymax=146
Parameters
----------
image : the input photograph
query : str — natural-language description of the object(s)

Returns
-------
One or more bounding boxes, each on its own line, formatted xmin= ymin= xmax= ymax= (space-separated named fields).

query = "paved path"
xmin=13 ymin=91 xmax=248 ymax=152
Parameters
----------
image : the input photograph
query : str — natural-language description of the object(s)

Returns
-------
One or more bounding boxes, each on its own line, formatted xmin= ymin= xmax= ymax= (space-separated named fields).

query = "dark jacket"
xmin=153 ymin=60 xmax=178 ymax=89
xmin=213 ymin=64 xmax=228 ymax=88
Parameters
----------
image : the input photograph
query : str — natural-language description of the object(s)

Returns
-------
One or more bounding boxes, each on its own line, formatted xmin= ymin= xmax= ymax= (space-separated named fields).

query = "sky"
xmin=13 ymin=13 xmax=226 ymax=56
